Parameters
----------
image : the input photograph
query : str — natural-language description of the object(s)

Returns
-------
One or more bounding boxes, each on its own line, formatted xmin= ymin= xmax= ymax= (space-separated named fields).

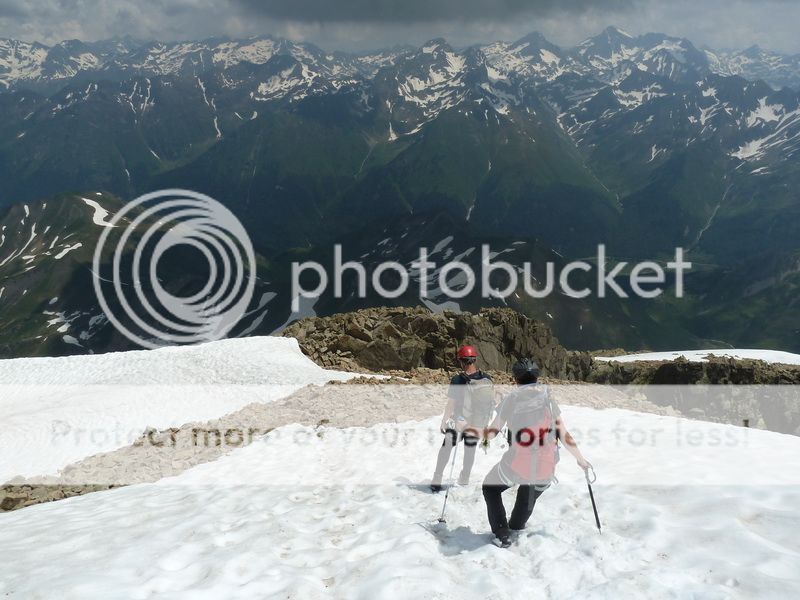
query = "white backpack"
xmin=461 ymin=376 xmax=495 ymax=428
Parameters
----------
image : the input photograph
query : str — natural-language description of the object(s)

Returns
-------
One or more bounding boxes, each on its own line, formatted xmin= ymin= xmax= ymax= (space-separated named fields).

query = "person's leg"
xmin=482 ymin=464 xmax=512 ymax=537
xmin=459 ymin=433 xmax=479 ymax=483
xmin=508 ymin=485 xmax=545 ymax=531
xmin=432 ymin=429 xmax=458 ymax=485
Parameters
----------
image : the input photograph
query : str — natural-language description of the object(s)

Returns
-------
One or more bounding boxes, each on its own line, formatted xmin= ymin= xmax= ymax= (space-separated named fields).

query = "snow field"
xmin=0 ymin=337 xmax=359 ymax=481
xmin=1 ymin=407 xmax=799 ymax=598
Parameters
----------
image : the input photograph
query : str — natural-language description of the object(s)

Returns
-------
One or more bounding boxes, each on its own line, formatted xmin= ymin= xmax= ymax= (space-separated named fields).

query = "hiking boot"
xmin=457 ymin=472 xmax=470 ymax=486
xmin=492 ymin=535 xmax=512 ymax=549
xmin=430 ymin=478 xmax=443 ymax=493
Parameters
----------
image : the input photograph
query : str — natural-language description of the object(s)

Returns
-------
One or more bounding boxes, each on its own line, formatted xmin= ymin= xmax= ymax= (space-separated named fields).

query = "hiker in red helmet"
xmin=430 ymin=345 xmax=495 ymax=493
xmin=458 ymin=345 xmax=478 ymax=359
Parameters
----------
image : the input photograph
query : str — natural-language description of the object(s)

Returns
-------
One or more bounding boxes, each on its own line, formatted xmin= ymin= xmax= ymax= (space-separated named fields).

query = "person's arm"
xmin=483 ymin=415 xmax=506 ymax=441
xmin=440 ymin=397 xmax=456 ymax=433
xmin=484 ymin=392 xmax=508 ymax=441
xmin=556 ymin=416 xmax=591 ymax=470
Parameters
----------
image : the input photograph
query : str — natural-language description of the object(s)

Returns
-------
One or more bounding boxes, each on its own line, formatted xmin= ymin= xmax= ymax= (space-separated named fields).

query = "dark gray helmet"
xmin=512 ymin=358 xmax=540 ymax=381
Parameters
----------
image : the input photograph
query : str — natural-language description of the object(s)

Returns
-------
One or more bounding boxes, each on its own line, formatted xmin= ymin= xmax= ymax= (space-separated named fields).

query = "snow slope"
xmin=0 ymin=337 xmax=358 ymax=481
xmin=1 ymin=409 xmax=799 ymax=598
xmin=595 ymin=349 xmax=800 ymax=366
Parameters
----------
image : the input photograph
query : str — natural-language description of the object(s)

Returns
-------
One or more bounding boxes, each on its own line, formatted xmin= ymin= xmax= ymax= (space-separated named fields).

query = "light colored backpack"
xmin=461 ymin=376 xmax=495 ymax=428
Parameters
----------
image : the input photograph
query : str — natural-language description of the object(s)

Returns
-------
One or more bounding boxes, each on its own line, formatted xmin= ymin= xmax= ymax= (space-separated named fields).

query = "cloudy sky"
xmin=1 ymin=0 xmax=798 ymax=54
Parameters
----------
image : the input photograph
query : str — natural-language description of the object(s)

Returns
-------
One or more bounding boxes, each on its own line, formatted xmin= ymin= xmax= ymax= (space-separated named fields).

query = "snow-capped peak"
xmin=2 ymin=29 xmax=799 ymax=95
xmin=604 ymin=25 xmax=634 ymax=39
xmin=421 ymin=38 xmax=449 ymax=55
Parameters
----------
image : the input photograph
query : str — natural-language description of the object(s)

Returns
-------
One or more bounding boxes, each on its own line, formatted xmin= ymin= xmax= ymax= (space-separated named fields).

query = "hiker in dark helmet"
xmin=430 ymin=345 xmax=495 ymax=493
xmin=481 ymin=358 xmax=591 ymax=548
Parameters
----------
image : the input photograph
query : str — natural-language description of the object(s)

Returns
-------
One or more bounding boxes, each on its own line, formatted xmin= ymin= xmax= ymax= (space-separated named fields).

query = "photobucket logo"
xmin=291 ymin=245 xmax=691 ymax=311
xmin=92 ymin=190 xmax=256 ymax=348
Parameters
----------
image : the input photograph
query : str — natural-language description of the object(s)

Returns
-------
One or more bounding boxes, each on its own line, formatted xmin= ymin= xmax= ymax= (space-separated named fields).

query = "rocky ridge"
xmin=281 ymin=306 xmax=593 ymax=380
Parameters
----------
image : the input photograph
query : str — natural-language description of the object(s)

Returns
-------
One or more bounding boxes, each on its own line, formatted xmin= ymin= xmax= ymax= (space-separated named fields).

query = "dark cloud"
xmin=0 ymin=0 xmax=799 ymax=54
xmin=234 ymin=0 xmax=633 ymax=23
xmin=0 ymin=1 xmax=29 ymax=19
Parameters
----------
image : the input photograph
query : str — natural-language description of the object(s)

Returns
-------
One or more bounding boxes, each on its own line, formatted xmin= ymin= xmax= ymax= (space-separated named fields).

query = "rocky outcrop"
xmin=587 ymin=357 xmax=800 ymax=434
xmin=282 ymin=306 xmax=590 ymax=379
xmin=0 ymin=484 xmax=117 ymax=512
xmin=587 ymin=356 xmax=800 ymax=385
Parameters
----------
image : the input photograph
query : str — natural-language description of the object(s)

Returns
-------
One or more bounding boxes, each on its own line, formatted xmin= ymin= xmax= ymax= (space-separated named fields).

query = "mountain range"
xmin=3 ymin=29 xmax=800 ymax=93
xmin=0 ymin=27 xmax=798 ymax=357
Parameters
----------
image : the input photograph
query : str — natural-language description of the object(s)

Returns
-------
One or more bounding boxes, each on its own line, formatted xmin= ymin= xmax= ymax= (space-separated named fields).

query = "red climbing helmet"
xmin=457 ymin=345 xmax=478 ymax=360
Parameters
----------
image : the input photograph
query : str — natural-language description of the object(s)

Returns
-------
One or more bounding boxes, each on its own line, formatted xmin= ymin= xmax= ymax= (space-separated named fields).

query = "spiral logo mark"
xmin=92 ymin=190 xmax=256 ymax=349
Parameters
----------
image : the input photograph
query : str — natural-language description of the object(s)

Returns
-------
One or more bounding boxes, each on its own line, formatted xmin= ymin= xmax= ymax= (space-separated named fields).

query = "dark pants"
xmin=432 ymin=429 xmax=479 ymax=484
xmin=482 ymin=464 xmax=545 ymax=537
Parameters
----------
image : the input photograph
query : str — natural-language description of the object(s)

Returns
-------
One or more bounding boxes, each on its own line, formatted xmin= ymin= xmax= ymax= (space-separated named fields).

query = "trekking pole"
xmin=584 ymin=465 xmax=601 ymax=533
xmin=437 ymin=430 xmax=461 ymax=524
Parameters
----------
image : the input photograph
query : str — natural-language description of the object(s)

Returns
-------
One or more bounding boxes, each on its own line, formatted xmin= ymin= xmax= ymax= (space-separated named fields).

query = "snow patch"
xmin=596 ymin=349 xmax=800 ymax=365
xmin=746 ymin=97 xmax=783 ymax=128
xmin=0 ymin=337 xmax=361 ymax=480
xmin=54 ymin=243 xmax=82 ymax=260
xmin=81 ymin=198 xmax=116 ymax=228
